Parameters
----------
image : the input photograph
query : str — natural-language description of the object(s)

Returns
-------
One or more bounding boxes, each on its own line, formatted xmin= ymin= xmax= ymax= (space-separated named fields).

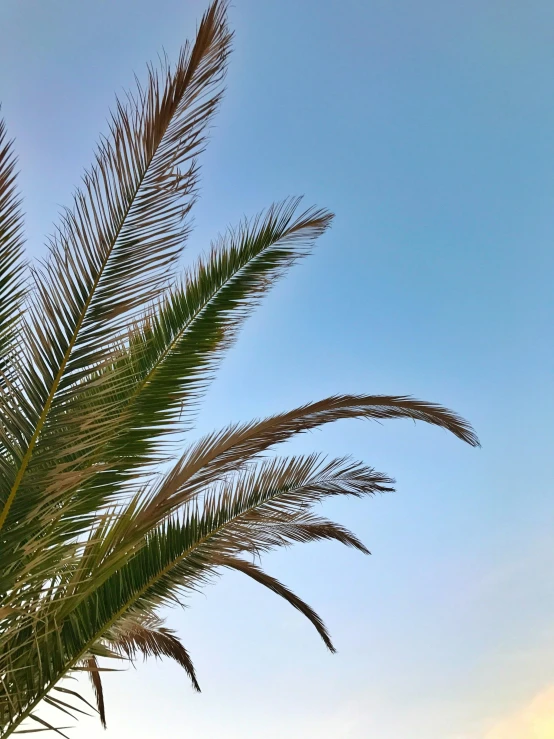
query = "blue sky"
xmin=1 ymin=1 xmax=553 ymax=737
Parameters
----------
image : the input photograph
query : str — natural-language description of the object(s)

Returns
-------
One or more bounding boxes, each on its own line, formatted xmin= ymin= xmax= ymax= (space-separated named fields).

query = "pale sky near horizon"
xmin=1 ymin=1 xmax=553 ymax=737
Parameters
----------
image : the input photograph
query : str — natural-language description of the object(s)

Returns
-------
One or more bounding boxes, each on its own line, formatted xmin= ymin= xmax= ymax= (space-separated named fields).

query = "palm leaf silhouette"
xmin=0 ymin=1 xmax=479 ymax=735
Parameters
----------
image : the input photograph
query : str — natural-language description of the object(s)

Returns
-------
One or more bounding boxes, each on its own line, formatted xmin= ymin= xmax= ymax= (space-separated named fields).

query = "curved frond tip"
xmin=220 ymin=556 xmax=336 ymax=652
xmin=106 ymin=615 xmax=200 ymax=692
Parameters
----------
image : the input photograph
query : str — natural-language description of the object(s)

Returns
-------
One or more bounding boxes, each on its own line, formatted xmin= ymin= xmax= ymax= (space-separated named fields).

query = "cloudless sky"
xmin=1 ymin=1 xmax=553 ymax=737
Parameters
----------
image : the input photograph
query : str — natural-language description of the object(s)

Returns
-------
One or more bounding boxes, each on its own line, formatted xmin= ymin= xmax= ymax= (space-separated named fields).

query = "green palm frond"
xmin=0 ymin=199 xmax=333 ymax=615
xmin=34 ymin=199 xmax=333 ymax=538
xmin=0 ymin=117 xmax=30 ymax=485
xmin=109 ymin=199 xmax=333 ymax=461
xmin=0 ymin=0 xmax=232 ymax=534
xmin=66 ymin=455 xmax=391 ymax=640
xmin=1 ymin=454 xmax=390 ymax=731
xmin=0 ymin=1 xmax=479 ymax=735
xmin=0 ymin=117 xmax=26 ymax=364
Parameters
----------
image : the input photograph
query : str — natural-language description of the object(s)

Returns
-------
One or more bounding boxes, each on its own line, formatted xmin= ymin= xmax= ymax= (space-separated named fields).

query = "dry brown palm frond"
xmin=104 ymin=614 xmax=200 ymax=692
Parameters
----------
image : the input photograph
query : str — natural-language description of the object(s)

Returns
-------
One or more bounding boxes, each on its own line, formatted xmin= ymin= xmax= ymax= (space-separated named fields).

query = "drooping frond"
xmin=61 ymin=455 xmax=389 ymax=638
xmin=104 ymin=614 xmax=200 ymax=691
xmin=218 ymin=556 xmax=336 ymax=652
xmin=82 ymin=658 xmax=106 ymax=729
xmin=230 ymin=513 xmax=372 ymax=553
xmin=0 ymin=453 xmax=386 ymax=734
xmin=121 ymin=394 xmax=478 ymax=541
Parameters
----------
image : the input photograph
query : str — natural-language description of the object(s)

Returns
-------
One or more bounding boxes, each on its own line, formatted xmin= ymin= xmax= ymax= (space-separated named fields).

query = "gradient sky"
xmin=1 ymin=1 xmax=553 ymax=737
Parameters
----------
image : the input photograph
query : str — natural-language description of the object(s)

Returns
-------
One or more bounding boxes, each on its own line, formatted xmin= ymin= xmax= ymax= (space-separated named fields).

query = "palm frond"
xmin=104 ymin=614 xmax=200 ymax=691
xmin=82 ymin=658 xmax=106 ymax=729
xmin=0 ymin=0 xmax=232 ymax=534
xmin=23 ymin=200 xmax=333 ymax=549
xmin=0 ymin=116 xmax=27 ymax=363
xmin=109 ymin=198 xmax=333 ymax=464
xmin=1 ymin=454 xmax=384 ymax=733
xmin=2 ymin=199 xmax=333 ymax=610
xmin=124 ymin=394 xmax=478 ymax=539
xmin=0 ymin=117 xmax=30 ymax=493
xmin=235 ymin=514 xmax=371 ymax=554
xmin=65 ymin=455 xmax=387 ymax=641
xmin=218 ymin=556 xmax=336 ymax=651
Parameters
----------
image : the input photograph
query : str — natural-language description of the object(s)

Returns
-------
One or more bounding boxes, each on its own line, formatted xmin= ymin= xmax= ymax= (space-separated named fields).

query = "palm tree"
xmin=0 ymin=1 xmax=479 ymax=735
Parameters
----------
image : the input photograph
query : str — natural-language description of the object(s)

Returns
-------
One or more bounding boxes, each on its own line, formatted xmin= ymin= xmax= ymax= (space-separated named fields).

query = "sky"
xmin=0 ymin=1 xmax=553 ymax=737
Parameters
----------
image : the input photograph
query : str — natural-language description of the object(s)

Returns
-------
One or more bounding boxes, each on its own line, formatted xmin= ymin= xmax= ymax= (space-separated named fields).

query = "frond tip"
xmin=220 ymin=556 xmax=337 ymax=652
xmin=106 ymin=615 xmax=201 ymax=692
xmin=84 ymin=658 xmax=106 ymax=729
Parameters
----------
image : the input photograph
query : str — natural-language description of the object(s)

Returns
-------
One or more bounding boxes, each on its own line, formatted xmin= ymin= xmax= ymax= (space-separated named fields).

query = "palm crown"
xmin=0 ymin=1 xmax=479 ymax=735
